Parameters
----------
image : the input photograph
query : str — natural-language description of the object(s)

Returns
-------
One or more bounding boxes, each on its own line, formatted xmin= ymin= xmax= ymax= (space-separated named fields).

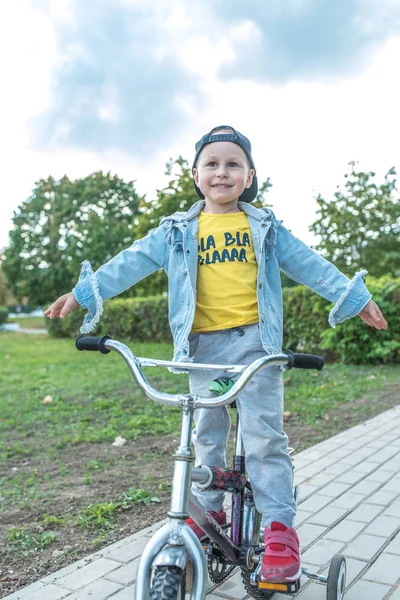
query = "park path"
xmin=3 ymin=405 xmax=400 ymax=600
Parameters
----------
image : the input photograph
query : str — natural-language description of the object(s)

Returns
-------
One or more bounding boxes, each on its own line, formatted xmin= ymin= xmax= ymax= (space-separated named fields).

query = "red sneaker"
xmin=185 ymin=510 xmax=227 ymax=540
xmin=261 ymin=522 xmax=301 ymax=583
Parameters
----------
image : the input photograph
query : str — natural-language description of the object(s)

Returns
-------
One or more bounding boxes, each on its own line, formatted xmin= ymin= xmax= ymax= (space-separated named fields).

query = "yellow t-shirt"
xmin=192 ymin=211 xmax=259 ymax=332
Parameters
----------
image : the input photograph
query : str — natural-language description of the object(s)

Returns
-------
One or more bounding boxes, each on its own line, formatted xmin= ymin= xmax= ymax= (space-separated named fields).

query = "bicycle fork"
xmin=135 ymin=398 xmax=208 ymax=600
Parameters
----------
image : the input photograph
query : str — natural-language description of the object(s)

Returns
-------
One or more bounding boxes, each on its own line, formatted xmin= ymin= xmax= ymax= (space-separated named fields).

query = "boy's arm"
xmin=72 ymin=223 xmax=169 ymax=333
xmin=275 ymin=223 xmax=372 ymax=327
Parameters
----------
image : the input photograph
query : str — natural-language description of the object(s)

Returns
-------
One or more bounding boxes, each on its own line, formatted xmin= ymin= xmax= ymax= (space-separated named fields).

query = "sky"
xmin=1 ymin=0 xmax=400 ymax=251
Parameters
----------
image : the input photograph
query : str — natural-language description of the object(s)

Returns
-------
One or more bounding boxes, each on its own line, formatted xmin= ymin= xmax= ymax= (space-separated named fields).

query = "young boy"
xmin=45 ymin=125 xmax=387 ymax=583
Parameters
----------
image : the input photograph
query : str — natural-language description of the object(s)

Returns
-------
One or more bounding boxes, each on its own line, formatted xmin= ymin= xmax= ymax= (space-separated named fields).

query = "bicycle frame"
xmin=75 ymin=336 xmax=325 ymax=600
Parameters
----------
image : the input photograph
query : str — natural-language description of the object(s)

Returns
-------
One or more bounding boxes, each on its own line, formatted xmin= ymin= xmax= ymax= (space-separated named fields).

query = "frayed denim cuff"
xmin=329 ymin=270 xmax=371 ymax=328
xmin=72 ymin=260 xmax=103 ymax=334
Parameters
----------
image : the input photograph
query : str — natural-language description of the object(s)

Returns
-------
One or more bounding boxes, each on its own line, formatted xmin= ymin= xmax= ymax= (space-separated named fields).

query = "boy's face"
xmin=193 ymin=141 xmax=255 ymax=208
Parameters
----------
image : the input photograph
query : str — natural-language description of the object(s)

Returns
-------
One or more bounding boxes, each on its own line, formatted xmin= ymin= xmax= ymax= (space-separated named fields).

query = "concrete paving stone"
xmin=308 ymin=505 xmax=349 ymax=527
xmin=292 ymin=581 xmax=326 ymax=599
xmin=0 ymin=580 xmax=46 ymax=600
xmin=107 ymin=584 xmax=135 ymax=599
xmin=354 ymin=460 xmax=383 ymax=474
xmin=212 ymin=568 xmax=247 ymax=599
xmin=349 ymin=479 xmax=383 ymax=496
xmin=363 ymin=515 xmax=400 ymax=538
xmin=54 ymin=557 xmax=121 ymax=591
xmin=380 ymin=479 xmax=400 ymax=493
xmin=388 ymin=586 xmax=400 ymax=600
xmin=322 ymin=463 xmax=352 ymax=476
xmin=323 ymin=519 xmax=366 ymax=543
xmin=380 ymin=458 xmax=400 ymax=473
xmin=383 ymin=532 xmax=400 ymax=556
xmin=297 ymin=483 xmax=319 ymax=500
xmin=345 ymin=534 xmax=387 ymax=561
xmin=40 ymin=557 xmax=97 ymax=585
xmin=297 ymin=523 xmax=328 ymax=547
xmin=383 ymin=500 xmax=400 ymax=519
xmin=2 ymin=584 xmax=71 ymax=600
xmin=295 ymin=463 xmax=325 ymax=480
xmin=298 ymin=494 xmax=333 ymax=513
xmin=331 ymin=491 xmax=365 ymax=510
xmin=312 ymin=455 xmax=341 ymax=469
xmin=304 ymin=472 xmax=336 ymax=488
xmin=342 ymin=557 xmax=369 ymax=587
xmin=366 ymin=439 xmax=391 ymax=450
xmin=348 ymin=503 xmax=384 ymax=523
xmin=302 ymin=539 xmax=345 ymax=567
xmin=335 ymin=470 xmax=367 ymax=484
xmin=319 ymin=481 xmax=352 ymax=498
xmin=61 ymin=578 xmax=123 ymax=600
xmin=104 ymin=558 xmax=140 ymax=585
xmin=368 ymin=450 xmax=399 ymax=465
xmin=344 ymin=579 xmax=392 ymax=600
xmin=104 ymin=536 xmax=152 ymax=563
xmin=367 ymin=489 xmax=399 ymax=506
xmin=295 ymin=509 xmax=312 ymax=526
xmin=363 ymin=552 xmax=400 ymax=586
xmin=364 ymin=470 xmax=394 ymax=483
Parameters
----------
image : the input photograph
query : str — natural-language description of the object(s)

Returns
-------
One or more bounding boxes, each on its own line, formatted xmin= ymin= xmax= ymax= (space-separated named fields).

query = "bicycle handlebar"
xmin=76 ymin=335 xmax=324 ymax=408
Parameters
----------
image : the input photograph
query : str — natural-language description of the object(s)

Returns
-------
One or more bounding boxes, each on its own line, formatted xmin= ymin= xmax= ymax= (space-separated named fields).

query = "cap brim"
xmin=193 ymin=175 xmax=258 ymax=203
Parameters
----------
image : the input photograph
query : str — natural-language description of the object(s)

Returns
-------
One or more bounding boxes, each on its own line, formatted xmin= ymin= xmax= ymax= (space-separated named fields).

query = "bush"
xmin=0 ymin=306 xmax=8 ymax=326
xmin=319 ymin=276 xmax=399 ymax=364
xmin=47 ymin=278 xmax=399 ymax=364
xmin=47 ymin=296 xmax=171 ymax=343
xmin=282 ymin=276 xmax=399 ymax=364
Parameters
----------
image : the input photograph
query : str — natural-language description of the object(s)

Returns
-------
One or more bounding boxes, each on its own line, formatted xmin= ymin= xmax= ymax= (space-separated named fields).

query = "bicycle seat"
xmin=209 ymin=378 xmax=237 ymax=408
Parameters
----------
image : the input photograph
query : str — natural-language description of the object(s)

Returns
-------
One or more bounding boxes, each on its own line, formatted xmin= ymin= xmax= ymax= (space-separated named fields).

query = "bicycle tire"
xmin=150 ymin=565 xmax=184 ymax=600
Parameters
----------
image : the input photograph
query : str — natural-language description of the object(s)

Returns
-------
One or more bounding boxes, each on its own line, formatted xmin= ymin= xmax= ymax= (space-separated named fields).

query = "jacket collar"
xmin=163 ymin=200 xmax=274 ymax=224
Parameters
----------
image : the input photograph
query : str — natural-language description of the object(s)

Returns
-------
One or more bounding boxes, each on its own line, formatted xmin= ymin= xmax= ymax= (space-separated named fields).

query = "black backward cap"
xmin=192 ymin=125 xmax=258 ymax=203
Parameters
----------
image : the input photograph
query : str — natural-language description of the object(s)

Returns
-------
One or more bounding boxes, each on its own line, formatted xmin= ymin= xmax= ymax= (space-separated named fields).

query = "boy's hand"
xmin=44 ymin=293 xmax=79 ymax=319
xmin=358 ymin=300 xmax=388 ymax=330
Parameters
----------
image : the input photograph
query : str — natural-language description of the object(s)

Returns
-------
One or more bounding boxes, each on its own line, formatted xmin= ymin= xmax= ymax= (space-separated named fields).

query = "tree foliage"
xmin=3 ymin=172 xmax=142 ymax=305
xmin=310 ymin=163 xmax=400 ymax=277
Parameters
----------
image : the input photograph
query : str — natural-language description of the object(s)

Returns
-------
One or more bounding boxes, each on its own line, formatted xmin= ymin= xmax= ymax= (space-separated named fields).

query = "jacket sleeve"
xmin=72 ymin=222 xmax=170 ymax=333
xmin=275 ymin=223 xmax=371 ymax=327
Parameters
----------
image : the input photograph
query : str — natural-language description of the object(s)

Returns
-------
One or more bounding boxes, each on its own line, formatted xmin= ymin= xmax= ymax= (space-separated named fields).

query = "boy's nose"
xmin=216 ymin=166 xmax=228 ymax=177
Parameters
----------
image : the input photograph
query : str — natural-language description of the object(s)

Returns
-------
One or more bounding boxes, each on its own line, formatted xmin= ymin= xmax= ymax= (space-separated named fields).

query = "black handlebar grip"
xmin=284 ymin=350 xmax=324 ymax=371
xmin=75 ymin=335 xmax=112 ymax=354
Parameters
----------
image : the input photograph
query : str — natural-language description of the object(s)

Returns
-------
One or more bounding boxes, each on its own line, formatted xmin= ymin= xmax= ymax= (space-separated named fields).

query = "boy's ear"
xmin=193 ymin=167 xmax=199 ymax=185
xmin=245 ymin=168 xmax=255 ymax=188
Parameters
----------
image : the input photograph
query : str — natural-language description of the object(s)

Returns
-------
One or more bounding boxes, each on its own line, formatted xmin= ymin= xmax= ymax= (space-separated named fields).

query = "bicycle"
xmin=76 ymin=334 xmax=347 ymax=600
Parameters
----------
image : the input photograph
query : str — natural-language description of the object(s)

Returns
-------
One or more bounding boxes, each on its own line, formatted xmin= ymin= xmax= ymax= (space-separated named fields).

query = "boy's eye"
xmin=229 ymin=162 xmax=238 ymax=167
xmin=207 ymin=161 xmax=217 ymax=167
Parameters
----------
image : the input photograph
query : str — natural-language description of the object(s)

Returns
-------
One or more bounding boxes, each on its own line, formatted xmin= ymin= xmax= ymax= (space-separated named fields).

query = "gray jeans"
xmin=189 ymin=323 xmax=296 ymax=528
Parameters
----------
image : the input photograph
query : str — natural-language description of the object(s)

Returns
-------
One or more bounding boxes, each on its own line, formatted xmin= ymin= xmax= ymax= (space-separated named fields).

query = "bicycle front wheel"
xmin=150 ymin=565 xmax=184 ymax=600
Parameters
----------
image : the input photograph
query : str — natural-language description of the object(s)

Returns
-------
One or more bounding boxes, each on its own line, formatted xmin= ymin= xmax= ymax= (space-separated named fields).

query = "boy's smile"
xmin=193 ymin=141 xmax=255 ymax=213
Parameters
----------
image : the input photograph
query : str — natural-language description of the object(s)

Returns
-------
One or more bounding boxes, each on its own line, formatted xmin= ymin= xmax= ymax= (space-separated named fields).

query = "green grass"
xmin=0 ymin=333 xmax=184 ymax=460
xmin=1 ymin=332 xmax=399 ymax=462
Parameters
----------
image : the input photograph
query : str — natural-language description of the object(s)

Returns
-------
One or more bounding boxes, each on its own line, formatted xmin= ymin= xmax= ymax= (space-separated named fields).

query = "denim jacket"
xmin=72 ymin=200 xmax=371 ymax=363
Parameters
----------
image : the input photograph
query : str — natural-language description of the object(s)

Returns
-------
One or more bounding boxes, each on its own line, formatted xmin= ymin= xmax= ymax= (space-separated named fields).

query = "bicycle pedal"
xmin=257 ymin=578 xmax=301 ymax=594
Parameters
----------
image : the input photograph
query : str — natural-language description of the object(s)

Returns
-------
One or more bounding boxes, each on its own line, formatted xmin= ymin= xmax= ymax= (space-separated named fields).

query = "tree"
xmin=3 ymin=172 xmax=142 ymax=305
xmin=310 ymin=163 xmax=400 ymax=277
xmin=133 ymin=157 xmax=273 ymax=296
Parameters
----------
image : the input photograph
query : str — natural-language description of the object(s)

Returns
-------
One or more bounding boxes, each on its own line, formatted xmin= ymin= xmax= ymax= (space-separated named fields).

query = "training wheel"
xmin=326 ymin=554 xmax=346 ymax=600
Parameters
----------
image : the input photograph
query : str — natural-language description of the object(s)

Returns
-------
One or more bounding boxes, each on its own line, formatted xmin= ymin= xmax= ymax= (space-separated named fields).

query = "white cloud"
xmin=1 ymin=1 xmax=399 ymax=259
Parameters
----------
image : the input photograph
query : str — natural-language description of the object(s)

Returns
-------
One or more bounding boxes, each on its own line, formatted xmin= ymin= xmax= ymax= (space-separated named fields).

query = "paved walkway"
xmin=3 ymin=406 xmax=400 ymax=600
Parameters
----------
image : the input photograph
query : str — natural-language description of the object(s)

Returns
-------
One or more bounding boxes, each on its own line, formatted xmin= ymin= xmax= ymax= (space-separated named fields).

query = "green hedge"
xmin=46 ymin=296 xmax=171 ymax=343
xmin=47 ymin=277 xmax=399 ymax=364
xmin=0 ymin=306 xmax=8 ymax=326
